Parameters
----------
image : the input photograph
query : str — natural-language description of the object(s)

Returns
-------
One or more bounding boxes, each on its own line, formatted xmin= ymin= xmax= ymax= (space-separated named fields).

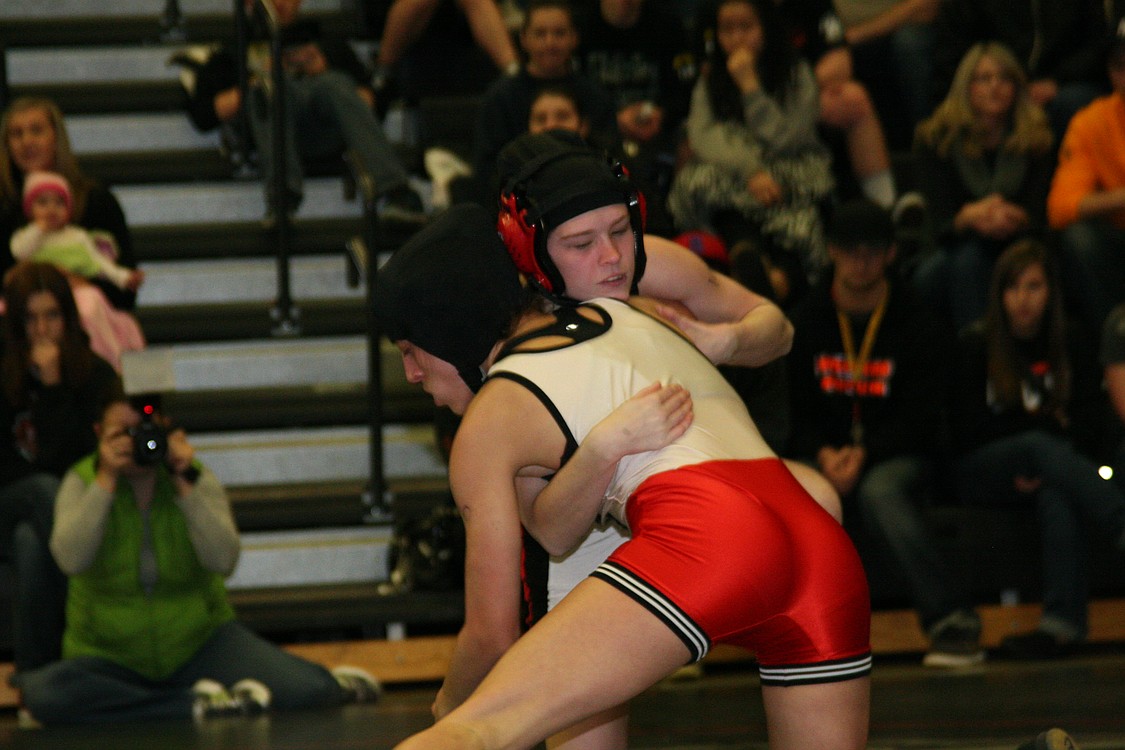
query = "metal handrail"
xmin=236 ymin=0 xmax=299 ymax=336
xmin=342 ymin=150 xmax=387 ymax=515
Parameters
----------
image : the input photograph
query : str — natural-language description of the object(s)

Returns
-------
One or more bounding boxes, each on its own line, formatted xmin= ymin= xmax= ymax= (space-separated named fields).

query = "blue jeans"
xmin=17 ymin=620 xmax=347 ymax=724
xmin=954 ymin=430 xmax=1125 ymax=640
xmin=912 ymin=237 xmax=999 ymax=331
xmin=1055 ymin=219 xmax=1125 ymax=333
xmin=851 ymin=456 xmax=970 ymax=631
xmin=0 ymin=473 xmax=67 ymax=673
xmin=851 ymin=23 xmax=935 ymax=149
xmin=248 ymin=69 xmax=409 ymax=204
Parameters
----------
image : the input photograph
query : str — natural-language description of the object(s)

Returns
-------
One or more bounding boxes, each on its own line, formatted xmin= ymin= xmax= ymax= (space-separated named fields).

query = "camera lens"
xmin=128 ymin=421 xmax=168 ymax=466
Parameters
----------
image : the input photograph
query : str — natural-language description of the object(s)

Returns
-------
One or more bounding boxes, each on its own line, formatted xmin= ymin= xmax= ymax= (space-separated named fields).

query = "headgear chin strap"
xmin=496 ymin=134 xmax=647 ymax=303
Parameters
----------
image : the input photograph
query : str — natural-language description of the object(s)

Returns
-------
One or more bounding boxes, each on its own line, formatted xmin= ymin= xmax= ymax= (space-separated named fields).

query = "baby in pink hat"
xmin=11 ymin=171 xmax=144 ymax=292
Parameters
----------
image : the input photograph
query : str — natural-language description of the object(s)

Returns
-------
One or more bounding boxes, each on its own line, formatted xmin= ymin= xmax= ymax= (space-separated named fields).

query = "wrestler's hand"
xmin=653 ymin=304 xmax=734 ymax=365
xmin=586 ymin=382 xmax=693 ymax=463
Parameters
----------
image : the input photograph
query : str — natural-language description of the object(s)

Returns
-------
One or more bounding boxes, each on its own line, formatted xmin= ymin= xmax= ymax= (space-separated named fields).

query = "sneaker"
xmin=923 ymin=610 xmax=985 ymax=668
xmin=997 ymin=629 xmax=1075 ymax=660
xmin=16 ymin=706 xmax=42 ymax=730
xmin=424 ymin=147 xmax=473 ymax=210
xmin=332 ymin=665 xmax=383 ymax=704
xmin=193 ymin=678 xmax=235 ymax=721
xmin=193 ymin=677 xmax=271 ymax=721
xmin=230 ymin=678 xmax=272 ymax=715
xmin=1015 ymin=728 xmax=1080 ymax=750
xmin=378 ymin=185 xmax=428 ymax=226
xmin=891 ymin=191 xmax=927 ymax=238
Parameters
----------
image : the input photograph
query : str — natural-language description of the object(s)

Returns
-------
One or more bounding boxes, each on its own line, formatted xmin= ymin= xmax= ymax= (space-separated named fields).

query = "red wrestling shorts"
xmin=592 ymin=458 xmax=872 ymax=686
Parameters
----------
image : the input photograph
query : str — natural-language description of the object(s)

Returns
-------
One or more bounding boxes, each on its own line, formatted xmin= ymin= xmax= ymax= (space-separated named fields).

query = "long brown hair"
xmin=1 ymin=97 xmax=93 ymax=220
xmin=915 ymin=42 xmax=1053 ymax=159
xmin=1 ymin=262 xmax=95 ymax=408
xmin=983 ymin=239 xmax=1069 ymax=416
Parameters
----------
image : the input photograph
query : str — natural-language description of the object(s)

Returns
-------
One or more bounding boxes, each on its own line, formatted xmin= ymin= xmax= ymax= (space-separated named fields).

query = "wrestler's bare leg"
xmin=395 ymin=578 xmax=869 ymax=750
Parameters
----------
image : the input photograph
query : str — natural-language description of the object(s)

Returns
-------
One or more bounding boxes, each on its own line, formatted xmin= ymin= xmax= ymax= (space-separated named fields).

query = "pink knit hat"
xmin=22 ymin=171 xmax=73 ymax=218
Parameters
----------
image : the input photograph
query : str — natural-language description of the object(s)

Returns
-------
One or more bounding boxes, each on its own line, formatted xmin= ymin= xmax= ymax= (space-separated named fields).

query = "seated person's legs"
xmin=12 ymin=520 xmax=66 ymax=674
xmin=292 ymin=69 xmax=414 ymax=194
xmin=178 ymin=620 xmax=345 ymax=711
xmin=1055 ymin=220 xmax=1125 ymax=332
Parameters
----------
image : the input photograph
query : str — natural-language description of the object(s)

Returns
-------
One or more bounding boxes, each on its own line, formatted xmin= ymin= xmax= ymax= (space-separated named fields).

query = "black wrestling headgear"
xmin=374 ymin=203 xmax=526 ymax=391
xmin=496 ymin=131 xmax=646 ymax=302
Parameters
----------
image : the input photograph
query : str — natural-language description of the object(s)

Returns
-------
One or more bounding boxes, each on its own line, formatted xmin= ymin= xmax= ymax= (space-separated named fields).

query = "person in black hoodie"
xmin=952 ymin=238 xmax=1125 ymax=658
xmin=786 ymin=198 xmax=982 ymax=668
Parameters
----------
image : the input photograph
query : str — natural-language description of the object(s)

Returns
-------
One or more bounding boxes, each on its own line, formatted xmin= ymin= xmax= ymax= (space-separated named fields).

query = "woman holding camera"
xmin=1 ymin=261 xmax=122 ymax=676
xmin=13 ymin=394 xmax=382 ymax=726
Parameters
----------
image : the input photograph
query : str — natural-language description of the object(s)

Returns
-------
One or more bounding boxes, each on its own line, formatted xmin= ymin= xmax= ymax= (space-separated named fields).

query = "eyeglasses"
xmin=970 ymin=71 xmax=1014 ymax=85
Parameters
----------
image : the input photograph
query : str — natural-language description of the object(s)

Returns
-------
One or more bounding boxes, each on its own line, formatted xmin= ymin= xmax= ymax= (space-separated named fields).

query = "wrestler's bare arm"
xmin=520 ymin=382 xmax=693 ymax=556
xmin=638 ymin=235 xmax=793 ymax=367
xmin=435 ymin=379 xmax=564 ymax=716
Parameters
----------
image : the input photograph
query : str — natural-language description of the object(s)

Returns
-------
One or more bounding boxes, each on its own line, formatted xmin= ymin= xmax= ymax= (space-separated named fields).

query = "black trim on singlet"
xmin=487 ymin=370 xmax=581 ymax=629
xmin=496 ymin=304 xmax=612 ymax=361
xmin=520 ymin=528 xmax=550 ymax=630
xmin=486 ymin=371 xmax=580 ymax=463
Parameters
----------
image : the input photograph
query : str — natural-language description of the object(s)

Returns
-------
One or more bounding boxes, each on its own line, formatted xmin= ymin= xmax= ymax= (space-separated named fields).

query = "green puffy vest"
xmin=63 ymin=455 xmax=236 ymax=681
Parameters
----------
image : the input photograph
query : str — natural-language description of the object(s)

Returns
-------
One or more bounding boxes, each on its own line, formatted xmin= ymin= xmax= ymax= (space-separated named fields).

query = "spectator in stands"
xmin=952 ymin=238 xmax=1125 ymax=659
xmin=668 ymin=0 xmax=834 ymax=310
xmin=0 ymin=262 xmax=123 ymax=676
xmin=10 ymin=173 xmax=147 ymax=371
xmin=771 ymin=0 xmax=920 ymax=218
xmin=185 ymin=0 xmax=425 ymax=222
xmin=1046 ymin=22 xmax=1125 ymax=335
xmin=371 ymin=0 xmax=520 ymax=97
xmin=525 ymin=86 xmax=678 ymax=236
xmin=786 ymin=199 xmax=984 ymax=668
xmin=468 ymin=0 xmax=616 ymax=203
xmin=574 ymin=0 xmax=699 ymax=209
xmin=1102 ymin=302 xmax=1125 ymax=495
xmin=911 ymin=42 xmax=1056 ymax=332
xmin=528 ymin=85 xmax=591 ymax=139
xmin=12 ymin=172 xmax=144 ymax=296
xmin=836 ymin=0 xmax=939 ymax=150
xmin=0 ymin=97 xmax=140 ymax=311
xmin=13 ymin=396 xmax=381 ymax=726
xmin=932 ymin=0 xmax=1108 ymax=144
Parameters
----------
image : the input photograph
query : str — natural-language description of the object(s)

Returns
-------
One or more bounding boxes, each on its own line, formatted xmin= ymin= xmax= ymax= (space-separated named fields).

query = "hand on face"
xmin=28 ymin=339 xmax=61 ymax=386
xmin=726 ymin=46 xmax=760 ymax=93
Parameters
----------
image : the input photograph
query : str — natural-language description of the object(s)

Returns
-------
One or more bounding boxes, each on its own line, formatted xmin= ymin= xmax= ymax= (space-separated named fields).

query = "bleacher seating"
xmin=1 ymin=0 xmax=1122 ymax=687
xmin=0 ymin=0 xmax=461 ymax=654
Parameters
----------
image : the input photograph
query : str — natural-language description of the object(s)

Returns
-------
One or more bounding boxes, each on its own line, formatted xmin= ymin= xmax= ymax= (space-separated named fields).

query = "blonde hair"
xmin=1 ymin=96 xmax=93 ymax=219
xmin=915 ymin=42 xmax=1053 ymax=159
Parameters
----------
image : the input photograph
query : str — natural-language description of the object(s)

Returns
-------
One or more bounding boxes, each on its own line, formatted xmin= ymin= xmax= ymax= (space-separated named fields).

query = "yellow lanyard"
xmin=835 ymin=287 xmax=888 ymax=444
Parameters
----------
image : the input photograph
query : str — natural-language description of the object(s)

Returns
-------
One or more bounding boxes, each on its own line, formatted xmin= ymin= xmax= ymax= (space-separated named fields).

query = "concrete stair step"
xmin=115 ymin=177 xmax=364 ymax=226
xmin=138 ymin=255 xmax=363 ymax=306
xmin=136 ymin=298 xmax=368 ymax=343
xmin=0 ymin=0 xmax=341 ymax=19
xmin=192 ymin=423 xmax=446 ymax=488
xmin=131 ymin=218 xmax=359 ymax=261
xmin=123 ymin=336 xmax=372 ymax=392
xmin=6 ymin=44 xmax=187 ymax=86
xmin=226 ymin=525 xmax=392 ymax=591
xmin=68 ymin=111 xmax=220 ymax=153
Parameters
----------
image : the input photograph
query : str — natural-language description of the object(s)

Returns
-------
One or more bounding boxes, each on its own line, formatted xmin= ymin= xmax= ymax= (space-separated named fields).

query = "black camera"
xmin=127 ymin=399 xmax=168 ymax=466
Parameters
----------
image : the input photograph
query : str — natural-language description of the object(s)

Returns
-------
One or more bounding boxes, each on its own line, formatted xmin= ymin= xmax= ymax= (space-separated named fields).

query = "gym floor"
xmin=1 ymin=646 xmax=1122 ymax=749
